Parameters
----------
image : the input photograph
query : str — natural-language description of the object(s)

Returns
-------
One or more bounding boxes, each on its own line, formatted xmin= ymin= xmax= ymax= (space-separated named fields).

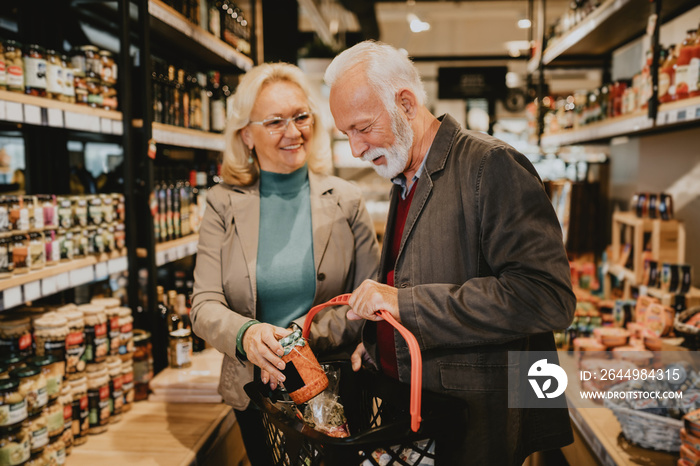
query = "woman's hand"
xmin=242 ymin=323 xmax=293 ymax=389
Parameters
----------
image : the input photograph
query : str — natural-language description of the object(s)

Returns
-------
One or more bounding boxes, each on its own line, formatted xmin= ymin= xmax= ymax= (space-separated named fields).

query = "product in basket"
xmin=302 ymin=365 xmax=349 ymax=438
xmin=278 ymin=325 xmax=328 ymax=405
xmin=593 ymin=327 xmax=630 ymax=347
xmin=362 ymin=439 xmax=435 ymax=466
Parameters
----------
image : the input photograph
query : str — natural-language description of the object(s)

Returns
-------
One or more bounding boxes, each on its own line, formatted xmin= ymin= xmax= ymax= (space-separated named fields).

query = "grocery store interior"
xmin=0 ymin=0 xmax=699 ymax=464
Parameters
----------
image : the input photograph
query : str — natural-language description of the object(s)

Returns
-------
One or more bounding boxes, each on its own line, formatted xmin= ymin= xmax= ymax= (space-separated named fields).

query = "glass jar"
xmin=0 ymin=198 xmax=9 ymax=233
xmin=86 ymin=364 xmax=109 ymax=434
xmin=44 ymin=436 xmax=64 ymax=465
xmin=0 ymin=423 xmax=30 ymax=465
xmin=0 ymin=39 xmax=6 ymax=91
xmin=70 ymin=228 xmax=86 ymax=259
xmin=86 ymin=196 xmax=102 ymax=226
xmin=100 ymin=194 xmax=114 ymax=224
xmin=28 ymin=232 xmax=44 ymax=271
xmin=101 ymin=82 xmax=118 ymax=111
xmin=103 ymin=225 xmax=115 ymax=254
xmin=23 ymin=410 xmax=47 ymax=455
xmin=9 ymin=366 xmax=47 ymax=416
xmin=113 ymin=194 xmax=125 ymax=223
xmin=113 ymin=222 xmax=125 ymax=250
xmin=24 ymin=356 xmax=62 ymax=404
xmin=62 ymin=57 xmax=74 ymax=104
xmin=55 ymin=199 xmax=72 ymax=231
xmin=0 ymin=378 xmax=27 ymax=429
xmin=67 ymin=377 xmax=87 ymax=446
xmin=58 ymin=384 xmax=72 ymax=455
xmin=25 ymin=448 xmax=49 ymax=466
xmin=42 ymin=230 xmax=59 ymax=267
xmin=5 ymin=40 xmax=24 ymax=93
xmin=78 ymin=305 xmax=107 ymax=365
xmin=84 ymin=227 xmax=98 ymax=255
xmin=40 ymin=196 xmax=56 ymax=230
xmin=15 ymin=198 xmax=29 ymax=233
xmin=0 ymin=317 xmax=33 ymax=360
xmin=120 ymin=359 xmax=133 ymax=413
xmin=0 ymin=234 xmax=13 ymax=278
xmin=23 ymin=45 xmax=46 ymax=98
xmin=72 ymin=197 xmax=87 ymax=229
xmin=98 ymin=50 xmax=116 ymax=86
xmin=41 ymin=400 xmax=62 ymax=439
xmin=32 ymin=316 xmax=67 ymax=365
xmin=86 ymin=76 xmax=102 ymax=109
xmin=105 ymin=357 xmax=122 ymax=424
xmin=29 ymin=198 xmax=42 ymax=233
xmin=58 ymin=230 xmax=72 ymax=263
xmin=11 ymin=235 xmax=29 ymax=274
xmin=168 ymin=329 xmax=192 ymax=369
xmin=105 ymin=307 xmax=120 ymax=358
xmin=56 ymin=310 xmax=85 ymax=379
xmin=1 ymin=355 xmax=25 ymax=374
xmin=73 ymin=69 xmax=87 ymax=106
xmin=132 ymin=330 xmax=152 ymax=402
xmin=6 ymin=197 xmax=19 ymax=232
xmin=118 ymin=308 xmax=133 ymax=359
xmin=45 ymin=50 xmax=63 ymax=101
xmin=80 ymin=45 xmax=100 ymax=79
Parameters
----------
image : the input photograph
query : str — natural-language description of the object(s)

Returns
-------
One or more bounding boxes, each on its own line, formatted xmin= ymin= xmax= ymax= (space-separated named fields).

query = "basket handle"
xmin=302 ymin=294 xmax=423 ymax=433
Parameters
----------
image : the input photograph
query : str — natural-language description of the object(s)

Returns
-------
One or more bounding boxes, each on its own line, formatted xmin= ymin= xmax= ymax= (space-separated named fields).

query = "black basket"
xmin=244 ymin=361 xmax=466 ymax=466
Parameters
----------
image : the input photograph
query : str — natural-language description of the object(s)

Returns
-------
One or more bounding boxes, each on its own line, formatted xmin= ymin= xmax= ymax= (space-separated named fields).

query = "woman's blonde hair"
xmin=221 ymin=62 xmax=332 ymax=186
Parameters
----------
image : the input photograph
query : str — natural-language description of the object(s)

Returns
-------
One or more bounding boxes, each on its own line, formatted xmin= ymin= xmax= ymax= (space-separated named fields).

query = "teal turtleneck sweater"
xmin=256 ymin=165 xmax=316 ymax=328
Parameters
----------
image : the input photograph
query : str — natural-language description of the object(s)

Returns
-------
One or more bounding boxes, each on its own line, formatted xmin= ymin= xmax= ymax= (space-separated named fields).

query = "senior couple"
xmin=190 ymin=41 xmax=576 ymax=465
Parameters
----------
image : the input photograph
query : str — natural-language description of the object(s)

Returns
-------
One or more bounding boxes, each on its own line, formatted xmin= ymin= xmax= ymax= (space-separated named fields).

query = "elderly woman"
xmin=190 ymin=62 xmax=380 ymax=465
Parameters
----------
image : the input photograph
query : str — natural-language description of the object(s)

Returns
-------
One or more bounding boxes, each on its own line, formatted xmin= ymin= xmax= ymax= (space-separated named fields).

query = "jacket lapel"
xmin=227 ymin=183 xmax=260 ymax=301
xmin=308 ymin=172 xmax=337 ymax=273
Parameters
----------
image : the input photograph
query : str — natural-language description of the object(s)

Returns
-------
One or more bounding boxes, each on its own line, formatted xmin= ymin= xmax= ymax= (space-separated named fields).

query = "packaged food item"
xmin=42 ymin=399 xmax=62 ymax=439
xmin=25 ymin=448 xmax=49 ymax=466
xmin=0 ymin=422 xmax=30 ymax=465
xmin=0 ymin=234 xmax=12 ymax=278
xmin=61 ymin=55 xmax=74 ymax=104
xmin=23 ymin=409 xmax=48 ymax=455
xmin=43 ymin=230 xmax=59 ymax=267
xmin=58 ymin=384 xmax=72 ymax=455
xmin=105 ymin=357 xmax=122 ymax=424
xmin=56 ymin=309 xmax=85 ymax=379
xmin=23 ymin=44 xmax=47 ymax=97
xmin=78 ymin=305 xmax=107 ymax=365
xmin=132 ymin=330 xmax=151 ymax=402
xmin=120 ymin=359 xmax=133 ymax=412
xmin=10 ymin=365 xmax=47 ymax=416
xmin=25 ymin=356 xmax=62 ymax=403
xmin=73 ymin=69 xmax=88 ymax=106
xmin=45 ymin=49 xmax=64 ymax=101
xmin=0 ymin=378 xmax=27 ymax=428
xmin=593 ymin=327 xmax=630 ymax=347
xmin=0 ymin=317 xmax=33 ymax=359
xmin=5 ymin=40 xmax=24 ymax=93
xmin=44 ymin=435 xmax=65 ymax=465
xmin=118 ymin=307 xmax=133 ymax=359
xmin=68 ymin=377 xmax=88 ymax=446
xmin=11 ymin=234 xmax=30 ymax=274
xmin=0 ymin=39 xmax=6 ymax=91
xmin=86 ymin=363 xmax=109 ymax=434
xmin=278 ymin=326 xmax=328 ymax=404
xmin=168 ymin=329 xmax=192 ymax=369
xmin=72 ymin=197 xmax=87 ymax=229
xmin=99 ymin=50 xmax=116 ymax=85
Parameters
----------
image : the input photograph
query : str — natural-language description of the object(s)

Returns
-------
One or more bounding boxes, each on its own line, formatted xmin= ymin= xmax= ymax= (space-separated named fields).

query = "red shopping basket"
xmin=243 ymin=294 xmax=466 ymax=466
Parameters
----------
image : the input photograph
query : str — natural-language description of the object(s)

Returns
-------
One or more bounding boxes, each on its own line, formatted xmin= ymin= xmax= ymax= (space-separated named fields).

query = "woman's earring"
xmin=248 ymin=148 xmax=254 ymax=164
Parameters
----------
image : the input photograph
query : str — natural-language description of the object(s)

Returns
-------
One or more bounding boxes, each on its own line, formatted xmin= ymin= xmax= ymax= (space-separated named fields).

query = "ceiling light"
xmin=407 ymin=13 xmax=430 ymax=33
xmin=518 ymin=18 xmax=532 ymax=29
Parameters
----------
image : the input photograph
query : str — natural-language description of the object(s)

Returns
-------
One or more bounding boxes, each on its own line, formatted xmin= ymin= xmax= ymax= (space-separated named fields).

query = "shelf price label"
xmin=95 ymin=262 xmax=109 ymax=280
xmin=69 ymin=266 xmax=95 ymax=286
xmin=47 ymin=108 xmax=64 ymax=127
xmin=2 ymin=286 xmax=22 ymax=310
xmin=0 ymin=100 xmax=6 ymax=120
xmin=107 ymin=257 xmax=128 ymax=274
xmin=41 ymin=277 xmax=58 ymax=296
xmin=5 ymin=101 xmax=23 ymax=122
xmin=23 ymin=104 xmax=42 ymax=125
xmin=23 ymin=281 xmax=41 ymax=302
xmin=56 ymin=273 xmax=70 ymax=291
xmin=100 ymin=118 xmax=113 ymax=134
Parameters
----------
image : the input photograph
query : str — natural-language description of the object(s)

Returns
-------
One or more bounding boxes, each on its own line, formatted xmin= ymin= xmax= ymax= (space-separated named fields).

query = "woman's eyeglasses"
xmin=248 ymin=112 xmax=313 ymax=135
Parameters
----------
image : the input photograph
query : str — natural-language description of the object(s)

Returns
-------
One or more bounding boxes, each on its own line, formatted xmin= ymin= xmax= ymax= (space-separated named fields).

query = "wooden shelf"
xmin=152 ymin=123 xmax=225 ymax=151
xmin=148 ymin=0 xmax=253 ymax=71
xmin=541 ymin=96 xmax=700 ymax=146
xmin=0 ymin=90 xmax=123 ymax=135
xmin=0 ymin=250 xmax=128 ymax=311
xmin=528 ymin=0 xmax=698 ymax=73
xmin=137 ymin=234 xmax=199 ymax=266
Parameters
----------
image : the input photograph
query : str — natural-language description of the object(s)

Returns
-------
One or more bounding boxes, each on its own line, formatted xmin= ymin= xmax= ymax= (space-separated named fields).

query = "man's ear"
xmin=396 ymin=89 xmax=418 ymax=119
xmin=240 ymin=126 xmax=254 ymax=149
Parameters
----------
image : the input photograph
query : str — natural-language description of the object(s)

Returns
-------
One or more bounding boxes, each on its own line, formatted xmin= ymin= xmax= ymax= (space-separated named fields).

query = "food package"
xmin=362 ymin=439 xmax=435 ymax=466
xmin=593 ymin=327 xmax=630 ymax=347
xmin=302 ymin=365 xmax=349 ymax=438
xmin=279 ymin=326 xmax=328 ymax=405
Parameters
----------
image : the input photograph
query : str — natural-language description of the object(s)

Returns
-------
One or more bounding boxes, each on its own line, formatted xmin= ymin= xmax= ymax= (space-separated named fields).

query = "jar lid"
xmin=33 ymin=313 xmax=68 ymax=329
xmin=86 ymin=363 xmax=106 ymax=373
xmin=10 ymin=365 xmax=41 ymax=378
xmin=105 ymin=307 xmax=120 ymax=318
xmin=26 ymin=355 xmax=56 ymax=368
xmin=1 ymin=353 xmax=25 ymax=365
xmin=0 ymin=315 xmax=31 ymax=328
xmin=78 ymin=304 xmax=105 ymax=315
xmin=80 ymin=45 xmax=99 ymax=52
xmin=133 ymin=329 xmax=151 ymax=344
xmin=0 ymin=377 xmax=20 ymax=391
xmin=99 ymin=50 xmax=113 ymax=57
xmin=170 ymin=328 xmax=191 ymax=338
xmin=56 ymin=304 xmax=77 ymax=313
xmin=118 ymin=307 xmax=132 ymax=318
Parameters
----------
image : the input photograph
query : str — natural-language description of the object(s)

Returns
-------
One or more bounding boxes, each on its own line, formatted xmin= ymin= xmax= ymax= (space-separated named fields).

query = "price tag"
xmin=0 ymin=100 xmax=6 ymax=120
xmin=187 ymin=241 xmax=198 ymax=255
xmin=107 ymin=256 xmax=128 ymax=274
xmin=69 ymin=266 xmax=95 ymax=286
xmin=177 ymin=245 xmax=187 ymax=259
xmin=23 ymin=281 xmax=41 ymax=302
xmin=3 ymin=286 xmax=22 ymax=309
xmin=23 ymin=104 xmax=42 ymax=125
xmin=41 ymin=276 xmax=58 ymax=296
xmin=95 ymin=262 xmax=109 ymax=280
xmin=156 ymin=251 xmax=167 ymax=266
xmin=100 ymin=118 xmax=113 ymax=134
xmin=47 ymin=108 xmax=64 ymax=127
xmin=695 ymin=107 xmax=700 ymax=120
xmin=65 ymin=112 xmax=101 ymax=132
xmin=112 ymin=120 xmax=123 ymax=135
xmin=677 ymin=110 xmax=687 ymax=122
xmin=56 ymin=273 xmax=70 ymax=291
xmin=6 ymin=101 xmax=23 ymax=122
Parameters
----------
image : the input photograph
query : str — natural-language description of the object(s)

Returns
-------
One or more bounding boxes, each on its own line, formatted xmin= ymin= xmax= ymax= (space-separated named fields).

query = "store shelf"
xmin=0 ymin=90 xmax=123 ymax=135
xmin=0 ymin=250 xmax=128 ymax=311
xmin=137 ymin=234 xmax=199 ymax=266
xmin=527 ymin=0 xmax=698 ymax=73
xmin=152 ymin=123 xmax=225 ymax=151
xmin=148 ymin=0 xmax=253 ymax=71
xmin=541 ymin=96 xmax=700 ymax=146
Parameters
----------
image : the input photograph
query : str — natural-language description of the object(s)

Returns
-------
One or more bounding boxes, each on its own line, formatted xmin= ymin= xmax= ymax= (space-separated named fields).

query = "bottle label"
xmin=688 ymin=57 xmax=699 ymax=93
xmin=47 ymin=63 xmax=64 ymax=93
xmin=0 ymin=434 xmax=30 ymax=465
xmin=211 ymin=100 xmax=226 ymax=132
xmin=47 ymin=407 xmax=64 ymax=435
xmin=30 ymin=425 xmax=49 ymax=451
xmin=24 ymin=57 xmax=47 ymax=89
xmin=7 ymin=64 xmax=23 ymax=88
xmin=0 ymin=400 xmax=27 ymax=427
xmin=676 ymin=64 xmax=690 ymax=95
xmin=176 ymin=340 xmax=192 ymax=366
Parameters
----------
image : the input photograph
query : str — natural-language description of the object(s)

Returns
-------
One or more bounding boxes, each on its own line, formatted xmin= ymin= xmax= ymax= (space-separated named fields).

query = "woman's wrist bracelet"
xmin=236 ymin=319 xmax=261 ymax=358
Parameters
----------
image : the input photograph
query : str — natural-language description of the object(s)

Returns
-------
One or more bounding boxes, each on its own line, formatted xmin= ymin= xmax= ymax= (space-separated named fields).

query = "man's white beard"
xmin=362 ymin=106 xmax=414 ymax=179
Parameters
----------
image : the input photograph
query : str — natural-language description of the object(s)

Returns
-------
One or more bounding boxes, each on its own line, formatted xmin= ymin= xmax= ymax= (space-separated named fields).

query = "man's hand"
xmin=350 ymin=342 xmax=375 ymax=372
xmin=348 ymin=279 xmax=400 ymax=323
xmin=242 ymin=323 xmax=292 ymax=389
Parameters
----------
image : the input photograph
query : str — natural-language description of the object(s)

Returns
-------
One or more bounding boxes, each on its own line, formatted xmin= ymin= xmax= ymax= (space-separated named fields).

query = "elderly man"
xmin=325 ymin=41 xmax=576 ymax=464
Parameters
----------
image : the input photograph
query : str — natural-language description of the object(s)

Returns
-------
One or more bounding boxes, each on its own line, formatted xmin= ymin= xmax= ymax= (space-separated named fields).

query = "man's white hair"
xmin=324 ymin=40 xmax=427 ymax=111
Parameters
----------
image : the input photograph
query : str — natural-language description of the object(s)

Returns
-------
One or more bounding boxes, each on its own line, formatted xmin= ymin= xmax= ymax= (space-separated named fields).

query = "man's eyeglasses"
xmin=248 ymin=112 xmax=314 ymax=135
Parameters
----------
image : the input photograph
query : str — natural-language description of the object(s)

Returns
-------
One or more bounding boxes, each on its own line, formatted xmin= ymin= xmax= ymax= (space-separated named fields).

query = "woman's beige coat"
xmin=191 ymin=171 xmax=380 ymax=409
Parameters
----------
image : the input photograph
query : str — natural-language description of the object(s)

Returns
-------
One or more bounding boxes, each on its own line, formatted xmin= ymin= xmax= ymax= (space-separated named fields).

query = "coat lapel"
xmin=227 ymin=183 xmax=260 ymax=300
xmin=308 ymin=172 xmax=337 ymax=273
